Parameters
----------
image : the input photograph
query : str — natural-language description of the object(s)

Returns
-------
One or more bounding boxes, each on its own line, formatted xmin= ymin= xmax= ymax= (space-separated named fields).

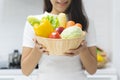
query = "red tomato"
xmin=55 ymin=27 xmax=64 ymax=34
xmin=49 ymin=31 xmax=61 ymax=39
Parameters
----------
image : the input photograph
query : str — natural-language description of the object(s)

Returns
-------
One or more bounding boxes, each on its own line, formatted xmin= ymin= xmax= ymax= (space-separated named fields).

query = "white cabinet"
xmin=30 ymin=66 xmax=118 ymax=80
xmin=0 ymin=70 xmax=32 ymax=80
xmin=87 ymin=75 xmax=117 ymax=80
xmin=85 ymin=65 xmax=118 ymax=80
xmin=21 ymin=74 xmax=118 ymax=80
xmin=0 ymin=75 xmax=30 ymax=80
xmin=0 ymin=66 xmax=118 ymax=80
xmin=0 ymin=75 xmax=117 ymax=80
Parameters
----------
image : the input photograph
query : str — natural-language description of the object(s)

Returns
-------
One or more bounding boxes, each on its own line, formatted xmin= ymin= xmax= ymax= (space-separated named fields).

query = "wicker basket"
xmin=97 ymin=47 xmax=108 ymax=69
xmin=97 ymin=60 xmax=107 ymax=69
xmin=36 ymin=31 xmax=86 ymax=55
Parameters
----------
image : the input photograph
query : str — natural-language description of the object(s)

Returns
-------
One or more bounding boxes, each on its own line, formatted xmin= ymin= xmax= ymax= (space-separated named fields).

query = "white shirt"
xmin=22 ymin=12 xmax=96 ymax=80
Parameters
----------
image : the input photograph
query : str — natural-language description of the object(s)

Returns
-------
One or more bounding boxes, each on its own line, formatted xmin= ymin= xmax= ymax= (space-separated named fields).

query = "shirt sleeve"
xmin=85 ymin=19 xmax=97 ymax=47
xmin=22 ymin=20 xmax=35 ymax=48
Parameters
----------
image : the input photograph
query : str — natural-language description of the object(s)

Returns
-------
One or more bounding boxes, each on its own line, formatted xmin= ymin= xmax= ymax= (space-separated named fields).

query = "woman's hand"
xmin=65 ymin=40 xmax=87 ymax=56
xmin=33 ymin=38 xmax=49 ymax=55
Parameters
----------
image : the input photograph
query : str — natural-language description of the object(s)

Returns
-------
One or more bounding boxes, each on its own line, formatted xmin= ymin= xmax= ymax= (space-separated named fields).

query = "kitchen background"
xmin=0 ymin=0 xmax=120 ymax=80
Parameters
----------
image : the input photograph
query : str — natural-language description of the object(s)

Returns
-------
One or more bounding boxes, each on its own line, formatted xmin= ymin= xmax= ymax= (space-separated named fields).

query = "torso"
xmin=36 ymin=54 xmax=86 ymax=80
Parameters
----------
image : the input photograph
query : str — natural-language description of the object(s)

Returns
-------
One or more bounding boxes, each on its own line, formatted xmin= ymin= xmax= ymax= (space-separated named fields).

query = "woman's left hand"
xmin=64 ymin=40 xmax=87 ymax=56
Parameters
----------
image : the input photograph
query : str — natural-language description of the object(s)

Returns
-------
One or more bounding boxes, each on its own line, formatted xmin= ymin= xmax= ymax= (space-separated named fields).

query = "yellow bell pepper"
xmin=34 ymin=19 xmax=54 ymax=38
xmin=97 ymin=54 xmax=105 ymax=62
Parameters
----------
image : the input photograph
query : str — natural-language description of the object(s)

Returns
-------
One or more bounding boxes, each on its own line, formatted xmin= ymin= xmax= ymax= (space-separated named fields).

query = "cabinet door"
xmin=87 ymin=75 xmax=118 ymax=80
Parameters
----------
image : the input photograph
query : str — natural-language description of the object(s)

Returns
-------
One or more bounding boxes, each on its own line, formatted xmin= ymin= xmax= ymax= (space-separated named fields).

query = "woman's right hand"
xmin=33 ymin=38 xmax=49 ymax=55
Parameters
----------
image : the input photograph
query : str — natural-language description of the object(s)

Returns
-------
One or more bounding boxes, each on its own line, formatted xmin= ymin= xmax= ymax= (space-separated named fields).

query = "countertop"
xmin=0 ymin=63 xmax=117 ymax=76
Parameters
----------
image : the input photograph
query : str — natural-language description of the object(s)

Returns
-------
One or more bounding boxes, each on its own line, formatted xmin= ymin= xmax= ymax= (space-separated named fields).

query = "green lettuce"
xmin=60 ymin=26 xmax=83 ymax=39
xmin=41 ymin=15 xmax=59 ymax=29
xmin=27 ymin=16 xmax=40 ymax=26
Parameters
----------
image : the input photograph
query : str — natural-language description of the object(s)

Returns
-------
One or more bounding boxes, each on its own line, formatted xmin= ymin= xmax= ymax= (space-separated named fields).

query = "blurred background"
xmin=0 ymin=0 xmax=120 ymax=80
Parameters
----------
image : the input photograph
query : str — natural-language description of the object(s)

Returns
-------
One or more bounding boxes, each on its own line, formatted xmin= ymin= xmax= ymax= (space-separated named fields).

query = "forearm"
xmin=79 ymin=46 xmax=97 ymax=74
xmin=21 ymin=47 xmax=42 ymax=76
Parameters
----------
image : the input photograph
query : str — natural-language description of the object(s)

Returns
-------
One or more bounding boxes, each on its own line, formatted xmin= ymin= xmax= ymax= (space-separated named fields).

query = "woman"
xmin=21 ymin=0 xmax=97 ymax=80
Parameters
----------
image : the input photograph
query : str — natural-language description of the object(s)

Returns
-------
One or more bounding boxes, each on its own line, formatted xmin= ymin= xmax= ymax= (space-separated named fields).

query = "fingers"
xmin=80 ymin=40 xmax=87 ymax=46
xmin=64 ymin=53 xmax=74 ymax=56
xmin=64 ymin=41 xmax=87 ymax=56
xmin=33 ymin=38 xmax=49 ymax=55
xmin=38 ymin=44 xmax=49 ymax=55
xmin=64 ymin=50 xmax=78 ymax=56
xmin=33 ymin=38 xmax=40 ymax=45
xmin=38 ymin=44 xmax=49 ymax=54
xmin=32 ymin=38 xmax=35 ymax=42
